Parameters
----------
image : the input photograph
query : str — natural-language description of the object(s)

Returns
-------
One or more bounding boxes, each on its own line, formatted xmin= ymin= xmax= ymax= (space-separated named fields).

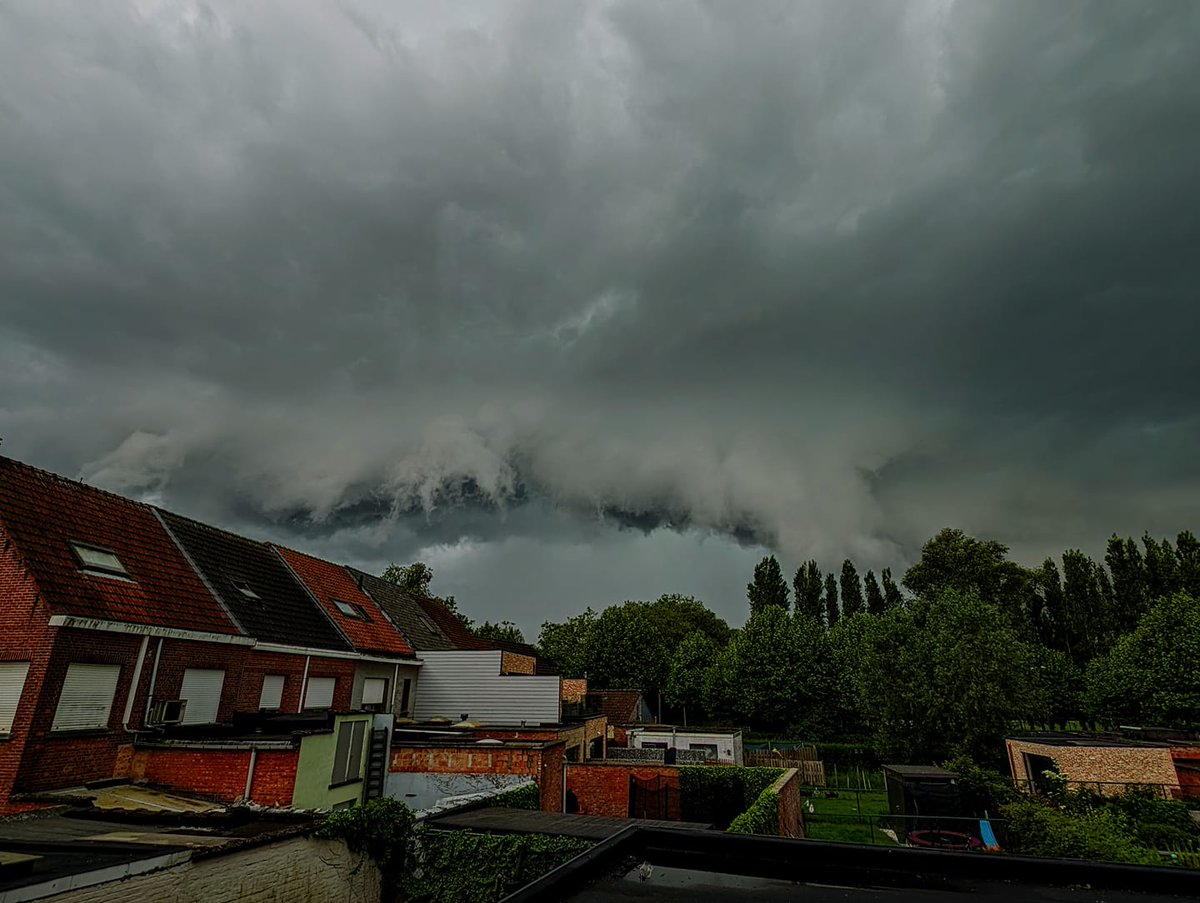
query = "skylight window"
xmin=231 ymin=579 xmax=260 ymax=600
xmin=333 ymin=599 xmax=366 ymax=619
xmin=70 ymin=543 xmax=128 ymax=577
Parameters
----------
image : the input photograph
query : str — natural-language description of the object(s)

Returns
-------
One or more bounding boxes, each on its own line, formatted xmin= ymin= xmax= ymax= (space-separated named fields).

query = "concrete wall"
xmin=412 ymin=651 xmax=560 ymax=725
xmin=292 ymin=714 xmax=372 ymax=810
xmin=48 ymin=836 xmax=380 ymax=903
xmin=1007 ymin=739 xmax=1181 ymax=795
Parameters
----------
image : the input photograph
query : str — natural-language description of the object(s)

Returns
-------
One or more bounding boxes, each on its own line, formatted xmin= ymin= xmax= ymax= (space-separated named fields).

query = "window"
xmin=689 ymin=743 xmax=719 ymax=760
xmin=0 ymin=662 xmax=31 ymax=734
xmin=333 ymin=599 xmax=361 ymax=618
xmin=641 ymin=741 xmax=668 ymax=750
xmin=361 ymin=677 xmax=387 ymax=708
xmin=179 ymin=668 xmax=225 ymax=724
xmin=70 ymin=543 xmax=129 ymax=578
xmin=52 ymin=663 xmax=121 ymax=731
xmin=304 ymin=676 xmax=336 ymax=710
xmin=330 ymin=719 xmax=366 ymax=786
xmin=230 ymin=579 xmax=260 ymax=600
xmin=259 ymin=675 xmax=285 ymax=710
xmin=398 ymin=678 xmax=412 ymax=715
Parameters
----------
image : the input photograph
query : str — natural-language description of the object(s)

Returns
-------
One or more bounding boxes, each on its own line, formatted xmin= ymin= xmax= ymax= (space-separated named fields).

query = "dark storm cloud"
xmin=2 ymin=0 xmax=1199 ymax=628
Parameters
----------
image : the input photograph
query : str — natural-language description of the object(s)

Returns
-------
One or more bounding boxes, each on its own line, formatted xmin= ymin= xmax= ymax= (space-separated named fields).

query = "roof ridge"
xmin=0 ymin=454 xmax=162 ymax=512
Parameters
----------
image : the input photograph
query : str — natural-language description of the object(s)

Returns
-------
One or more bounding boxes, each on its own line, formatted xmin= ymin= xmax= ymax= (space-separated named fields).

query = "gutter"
xmin=48 ymin=615 xmax=254 ymax=646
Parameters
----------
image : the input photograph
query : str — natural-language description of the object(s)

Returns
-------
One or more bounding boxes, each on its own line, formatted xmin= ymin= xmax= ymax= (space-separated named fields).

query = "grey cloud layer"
xmin=3 ymin=0 xmax=1199 ymax=622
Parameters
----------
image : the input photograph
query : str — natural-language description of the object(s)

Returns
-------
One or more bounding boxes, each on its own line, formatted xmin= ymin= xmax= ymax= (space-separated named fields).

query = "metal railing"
xmin=803 ymin=812 xmax=1010 ymax=849
xmin=1013 ymin=777 xmax=1185 ymax=799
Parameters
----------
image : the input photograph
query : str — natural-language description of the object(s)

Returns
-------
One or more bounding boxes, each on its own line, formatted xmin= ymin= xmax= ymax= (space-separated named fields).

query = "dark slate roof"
xmin=157 ymin=509 xmax=352 ymax=652
xmin=349 ymin=568 xmax=456 ymax=651
xmin=0 ymin=457 xmax=239 ymax=635
xmin=413 ymin=595 xmax=492 ymax=650
xmin=274 ymin=546 xmax=415 ymax=657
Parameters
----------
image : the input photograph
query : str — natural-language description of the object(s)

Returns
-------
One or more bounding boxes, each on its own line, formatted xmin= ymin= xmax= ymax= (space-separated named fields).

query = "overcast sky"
xmin=2 ymin=1 xmax=1198 ymax=638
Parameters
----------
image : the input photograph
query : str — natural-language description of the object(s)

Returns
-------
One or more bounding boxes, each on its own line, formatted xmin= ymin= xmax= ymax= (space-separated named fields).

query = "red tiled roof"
xmin=0 ymin=457 xmax=239 ymax=635
xmin=274 ymin=546 xmax=415 ymax=657
xmin=413 ymin=596 xmax=491 ymax=650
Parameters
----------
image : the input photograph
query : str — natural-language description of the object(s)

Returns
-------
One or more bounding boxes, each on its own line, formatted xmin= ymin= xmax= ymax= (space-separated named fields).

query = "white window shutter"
xmin=304 ymin=676 xmax=336 ymax=710
xmin=179 ymin=668 xmax=225 ymax=724
xmin=0 ymin=662 xmax=31 ymax=733
xmin=361 ymin=677 xmax=387 ymax=706
xmin=52 ymin=663 xmax=121 ymax=731
xmin=259 ymin=675 xmax=285 ymax=710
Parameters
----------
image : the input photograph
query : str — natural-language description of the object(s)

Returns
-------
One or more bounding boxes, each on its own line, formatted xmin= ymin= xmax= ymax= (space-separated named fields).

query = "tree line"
xmin=535 ymin=527 xmax=1200 ymax=766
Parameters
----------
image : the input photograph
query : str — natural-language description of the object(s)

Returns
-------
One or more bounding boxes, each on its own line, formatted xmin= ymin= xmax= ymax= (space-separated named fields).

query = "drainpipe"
xmin=142 ymin=638 xmax=165 ymax=723
xmin=122 ymin=634 xmax=151 ymax=732
xmin=391 ymin=662 xmax=400 ymax=711
xmin=244 ymin=748 xmax=258 ymax=802
xmin=297 ymin=655 xmax=311 ymax=714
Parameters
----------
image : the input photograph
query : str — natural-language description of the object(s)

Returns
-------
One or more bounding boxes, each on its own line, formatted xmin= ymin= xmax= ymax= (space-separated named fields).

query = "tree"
xmin=1084 ymin=592 xmax=1200 ymax=728
xmin=536 ymin=609 xmax=597 ymax=678
xmin=793 ymin=561 xmax=824 ymax=623
xmin=857 ymin=590 xmax=1039 ymax=763
xmin=704 ymin=606 xmax=828 ymax=732
xmin=666 ymin=631 xmax=719 ymax=721
xmin=1142 ymin=533 xmax=1180 ymax=603
xmin=747 ymin=556 xmax=790 ymax=614
xmin=474 ymin=620 xmax=525 ymax=644
xmin=1105 ymin=535 xmax=1148 ymax=634
xmin=823 ymin=572 xmax=839 ymax=627
xmin=381 ymin=561 xmax=433 ymax=595
xmin=903 ymin=528 xmax=1027 ymax=609
xmin=864 ymin=570 xmax=885 ymax=616
xmin=881 ymin=567 xmax=904 ymax=610
xmin=1175 ymin=531 xmax=1200 ymax=598
xmin=840 ymin=559 xmax=864 ymax=618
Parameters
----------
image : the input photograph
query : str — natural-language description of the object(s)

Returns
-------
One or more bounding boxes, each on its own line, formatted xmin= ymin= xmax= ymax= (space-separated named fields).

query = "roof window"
xmin=70 ymin=543 xmax=129 ymax=578
xmin=231 ymin=578 xmax=261 ymax=600
xmin=333 ymin=599 xmax=370 ymax=620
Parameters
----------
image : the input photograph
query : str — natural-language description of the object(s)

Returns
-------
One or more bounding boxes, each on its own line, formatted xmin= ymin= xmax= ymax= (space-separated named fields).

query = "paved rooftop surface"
xmin=428 ymin=807 xmax=712 ymax=840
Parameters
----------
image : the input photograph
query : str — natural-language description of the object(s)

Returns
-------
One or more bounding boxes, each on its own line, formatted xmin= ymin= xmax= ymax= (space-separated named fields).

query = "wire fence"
xmin=803 ymin=812 xmax=1010 ymax=849
xmin=1012 ymin=777 xmax=1185 ymax=799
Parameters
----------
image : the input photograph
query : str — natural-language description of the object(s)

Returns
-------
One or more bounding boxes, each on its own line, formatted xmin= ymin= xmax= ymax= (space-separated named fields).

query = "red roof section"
xmin=274 ymin=546 xmax=415 ymax=657
xmin=592 ymin=689 xmax=648 ymax=726
xmin=0 ymin=457 xmax=239 ymax=635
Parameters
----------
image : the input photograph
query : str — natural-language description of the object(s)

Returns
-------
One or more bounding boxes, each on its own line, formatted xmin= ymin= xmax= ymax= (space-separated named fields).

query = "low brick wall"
xmin=130 ymin=747 xmax=299 ymax=807
xmin=48 ymin=836 xmax=379 ymax=903
xmin=772 ymin=768 xmax=804 ymax=838
xmin=566 ymin=762 xmax=681 ymax=820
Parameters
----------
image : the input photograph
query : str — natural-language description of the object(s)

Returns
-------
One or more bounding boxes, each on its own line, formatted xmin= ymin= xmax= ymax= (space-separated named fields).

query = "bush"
xmin=314 ymin=797 xmax=417 ymax=882
xmin=490 ymin=783 xmax=539 ymax=810
xmin=679 ymin=767 xmax=782 ymax=829
xmin=409 ymin=832 xmax=591 ymax=902
xmin=941 ymin=755 xmax=1019 ymax=816
xmin=1000 ymin=800 xmax=1160 ymax=866
xmin=728 ymin=789 xmax=780 ymax=835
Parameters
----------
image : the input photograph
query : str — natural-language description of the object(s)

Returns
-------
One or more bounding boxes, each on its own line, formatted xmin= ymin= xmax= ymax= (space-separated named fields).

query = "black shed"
xmin=883 ymin=764 xmax=962 ymax=818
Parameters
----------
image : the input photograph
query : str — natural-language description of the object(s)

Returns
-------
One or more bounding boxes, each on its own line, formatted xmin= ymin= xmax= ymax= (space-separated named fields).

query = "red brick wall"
xmin=774 ymin=768 xmax=804 ymax=838
xmin=1172 ymin=749 xmax=1200 ymax=802
xmin=389 ymin=743 xmax=564 ymax=811
xmin=0 ymin=532 xmax=56 ymax=815
xmin=130 ymin=746 xmax=298 ymax=806
xmin=565 ymin=763 xmax=681 ymax=819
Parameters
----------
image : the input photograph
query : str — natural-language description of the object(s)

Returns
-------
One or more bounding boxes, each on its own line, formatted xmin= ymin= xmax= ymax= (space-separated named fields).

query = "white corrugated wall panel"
xmin=412 ymin=651 xmax=560 ymax=725
xmin=52 ymin=663 xmax=121 ymax=731
xmin=0 ymin=662 xmax=31 ymax=733
xmin=180 ymin=668 xmax=225 ymax=724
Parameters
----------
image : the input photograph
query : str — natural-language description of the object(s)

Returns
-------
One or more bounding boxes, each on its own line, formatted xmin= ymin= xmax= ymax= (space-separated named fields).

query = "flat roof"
xmin=633 ymin=726 xmax=741 ymax=735
xmin=882 ymin=764 xmax=958 ymax=779
xmin=427 ymin=807 xmax=711 ymax=841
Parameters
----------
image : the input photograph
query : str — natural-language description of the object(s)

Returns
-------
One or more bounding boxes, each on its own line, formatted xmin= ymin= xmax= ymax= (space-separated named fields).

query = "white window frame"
xmin=259 ymin=675 xmax=286 ymax=710
xmin=0 ymin=662 xmax=31 ymax=734
xmin=52 ymin=663 xmax=121 ymax=732
xmin=361 ymin=677 xmax=387 ymax=706
xmin=333 ymin=599 xmax=362 ymax=618
xmin=70 ymin=543 xmax=130 ymax=579
xmin=304 ymin=676 xmax=336 ymax=710
xmin=179 ymin=668 xmax=225 ymax=725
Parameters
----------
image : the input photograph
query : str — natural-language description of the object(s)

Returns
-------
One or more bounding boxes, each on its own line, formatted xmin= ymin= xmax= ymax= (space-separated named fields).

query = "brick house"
xmin=0 ymin=457 xmax=417 ymax=813
xmin=1006 ymin=735 xmax=1196 ymax=798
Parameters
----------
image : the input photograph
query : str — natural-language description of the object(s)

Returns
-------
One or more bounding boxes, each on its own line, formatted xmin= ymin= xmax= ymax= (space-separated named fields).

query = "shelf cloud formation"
xmin=3 ymin=1 xmax=1199 ymax=633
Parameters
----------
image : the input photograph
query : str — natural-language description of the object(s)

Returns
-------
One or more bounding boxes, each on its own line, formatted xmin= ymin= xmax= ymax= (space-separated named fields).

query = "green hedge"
xmin=728 ymin=789 xmax=780 ymax=836
xmin=678 ymin=767 xmax=782 ymax=829
xmin=1000 ymin=800 xmax=1160 ymax=865
xmin=489 ymin=783 xmax=540 ymax=810
xmin=410 ymin=832 xmax=591 ymax=902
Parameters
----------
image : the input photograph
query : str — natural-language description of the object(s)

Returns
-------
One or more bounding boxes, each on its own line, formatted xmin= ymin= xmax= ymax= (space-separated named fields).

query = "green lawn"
xmin=803 ymin=788 xmax=896 ymax=845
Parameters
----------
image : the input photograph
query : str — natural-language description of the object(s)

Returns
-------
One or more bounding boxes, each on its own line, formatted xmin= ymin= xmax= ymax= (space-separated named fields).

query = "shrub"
xmin=409 ymin=832 xmax=590 ymax=902
xmin=314 ymin=797 xmax=417 ymax=883
xmin=490 ymin=783 xmax=539 ymax=810
xmin=679 ymin=766 xmax=782 ymax=829
xmin=1000 ymin=800 xmax=1160 ymax=865
xmin=728 ymin=789 xmax=780 ymax=835
xmin=941 ymin=754 xmax=1019 ymax=815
